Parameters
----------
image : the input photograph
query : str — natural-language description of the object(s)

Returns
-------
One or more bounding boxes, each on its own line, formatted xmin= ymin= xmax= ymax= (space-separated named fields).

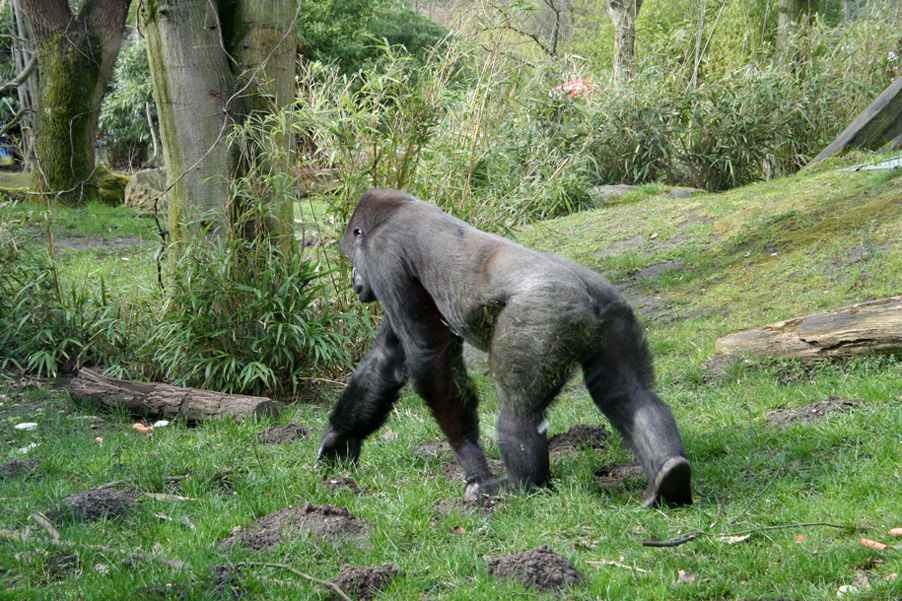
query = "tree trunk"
xmin=21 ymin=0 xmax=131 ymax=205
xmin=139 ymin=0 xmax=298 ymax=248
xmin=9 ymin=0 xmax=37 ymax=171
xmin=69 ymin=368 xmax=282 ymax=421
xmin=605 ymin=0 xmax=644 ymax=86
xmin=715 ymin=296 xmax=902 ymax=363
xmin=777 ymin=0 xmax=819 ymax=54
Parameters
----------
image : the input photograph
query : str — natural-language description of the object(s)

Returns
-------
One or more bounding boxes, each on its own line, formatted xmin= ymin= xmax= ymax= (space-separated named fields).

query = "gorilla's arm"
xmin=318 ymin=319 xmax=408 ymax=463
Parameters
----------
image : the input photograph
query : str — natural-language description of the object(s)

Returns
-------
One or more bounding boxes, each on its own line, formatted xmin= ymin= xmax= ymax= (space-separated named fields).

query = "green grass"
xmin=1 ymin=161 xmax=901 ymax=599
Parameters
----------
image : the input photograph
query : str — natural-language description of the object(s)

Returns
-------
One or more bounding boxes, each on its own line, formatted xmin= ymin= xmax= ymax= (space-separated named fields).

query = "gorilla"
xmin=318 ymin=189 xmax=691 ymax=508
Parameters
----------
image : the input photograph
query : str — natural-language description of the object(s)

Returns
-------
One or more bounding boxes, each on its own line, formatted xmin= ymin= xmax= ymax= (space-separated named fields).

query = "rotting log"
xmin=715 ymin=296 xmax=902 ymax=363
xmin=69 ymin=368 xmax=282 ymax=421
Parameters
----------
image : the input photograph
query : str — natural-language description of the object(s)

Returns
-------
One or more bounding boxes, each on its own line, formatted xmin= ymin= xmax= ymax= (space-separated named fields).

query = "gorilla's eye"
xmin=353 ymin=228 xmax=363 ymax=237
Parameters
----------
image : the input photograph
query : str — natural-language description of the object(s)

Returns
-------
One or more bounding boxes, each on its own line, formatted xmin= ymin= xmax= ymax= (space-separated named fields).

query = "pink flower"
xmin=553 ymin=77 xmax=593 ymax=98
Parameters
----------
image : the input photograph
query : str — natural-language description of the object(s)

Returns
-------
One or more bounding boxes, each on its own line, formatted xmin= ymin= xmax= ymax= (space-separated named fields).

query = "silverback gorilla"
xmin=318 ymin=189 xmax=692 ymax=507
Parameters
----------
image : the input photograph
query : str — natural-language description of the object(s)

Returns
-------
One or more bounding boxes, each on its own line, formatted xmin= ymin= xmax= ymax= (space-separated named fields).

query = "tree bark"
xmin=139 ymin=0 xmax=298 ymax=248
xmin=715 ymin=296 xmax=902 ymax=363
xmin=9 ymin=0 xmax=37 ymax=171
xmin=777 ymin=0 xmax=819 ymax=54
xmin=69 ymin=368 xmax=282 ymax=421
xmin=605 ymin=0 xmax=644 ymax=86
xmin=21 ymin=0 xmax=132 ymax=205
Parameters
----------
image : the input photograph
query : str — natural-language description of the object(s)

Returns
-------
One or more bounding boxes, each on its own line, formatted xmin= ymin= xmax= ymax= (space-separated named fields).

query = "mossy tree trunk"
xmin=21 ymin=0 xmax=131 ymax=205
xmin=605 ymin=0 xmax=644 ymax=87
xmin=139 ymin=0 xmax=298 ymax=252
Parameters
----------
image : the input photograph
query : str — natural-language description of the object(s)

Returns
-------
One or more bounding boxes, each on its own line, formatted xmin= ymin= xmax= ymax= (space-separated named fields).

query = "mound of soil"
xmin=0 ymin=458 xmax=41 ymax=480
xmin=257 ymin=423 xmax=308 ymax=444
xmin=486 ymin=545 xmax=584 ymax=594
xmin=220 ymin=502 xmax=369 ymax=552
xmin=594 ymin=462 xmax=644 ymax=488
xmin=549 ymin=424 xmax=611 ymax=453
xmin=330 ymin=563 xmax=399 ymax=601
xmin=48 ymin=486 xmax=141 ymax=523
xmin=765 ymin=397 xmax=860 ymax=429
xmin=435 ymin=493 xmax=497 ymax=515
xmin=321 ymin=476 xmax=362 ymax=495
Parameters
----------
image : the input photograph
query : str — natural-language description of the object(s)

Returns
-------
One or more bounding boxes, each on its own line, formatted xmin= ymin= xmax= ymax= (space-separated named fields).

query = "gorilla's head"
xmin=341 ymin=225 xmax=377 ymax=303
xmin=340 ymin=189 xmax=413 ymax=304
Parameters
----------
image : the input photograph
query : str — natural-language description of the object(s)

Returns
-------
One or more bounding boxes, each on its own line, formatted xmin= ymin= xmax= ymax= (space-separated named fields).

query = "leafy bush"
xmin=0 ymin=208 xmax=132 ymax=375
xmin=297 ymin=0 xmax=449 ymax=75
xmin=146 ymin=221 xmax=355 ymax=398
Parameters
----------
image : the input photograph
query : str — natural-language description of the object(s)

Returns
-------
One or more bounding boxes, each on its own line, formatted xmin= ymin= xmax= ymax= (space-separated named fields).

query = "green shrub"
xmin=0 ymin=208 xmax=132 ymax=375
xmin=146 ymin=223 xmax=355 ymax=398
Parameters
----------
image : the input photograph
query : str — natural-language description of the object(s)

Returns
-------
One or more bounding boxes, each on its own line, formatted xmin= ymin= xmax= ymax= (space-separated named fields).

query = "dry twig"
xmin=238 ymin=561 xmax=352 ymax=601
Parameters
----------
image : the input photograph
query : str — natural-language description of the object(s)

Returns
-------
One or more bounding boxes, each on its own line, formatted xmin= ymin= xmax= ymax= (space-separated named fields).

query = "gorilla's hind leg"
xmin=582 ymin=312 xmax=692 ymax=507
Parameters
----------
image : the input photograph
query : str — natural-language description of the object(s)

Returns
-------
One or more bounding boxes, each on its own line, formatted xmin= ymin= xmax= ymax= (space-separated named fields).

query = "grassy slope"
xmin=1 ymin=162 xmax=901 ymax=600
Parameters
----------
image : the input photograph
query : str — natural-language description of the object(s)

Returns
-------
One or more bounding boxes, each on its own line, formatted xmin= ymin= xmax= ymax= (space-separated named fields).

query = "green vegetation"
xmin=2 ymin=2 xmax=902 ymax=598
xmin=1 ymin=158 xmax=900 ymax=600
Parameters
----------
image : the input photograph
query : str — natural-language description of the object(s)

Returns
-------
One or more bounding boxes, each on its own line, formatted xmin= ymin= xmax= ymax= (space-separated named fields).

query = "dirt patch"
xmin=320 ymin=475 xmax=362 ymax=495
xmin=635 ymin=260 xmax=686 ymax=281
xmin=486 ymin=545 xmax=584 ymax=594
xmin=435 ymin=493 xmax=498 ymax=516
xmin=765 ymin=397 xmax=860 ymax=429
xmin=438 ymin=458 xmax=504 ymax=484
xmin=0 ymin=458 xmax=41 ymax=480
xmin=219 ymin=502 xmax=370 ymax=552
xmin=49 ymin=235 xmax=148 ymax=253
xmin=330 ymin=563 xmax=399 ymax=601
xmin=257 ymin=423 xmax=308 ymax=444
xmin=413 ymin=441 xmax=452 ymax=458
xmin=44 ymin=553 xmax=80 ymax=581
xmin=48 ymin=486 xmax=141 ymax=523
xmin=594 ymin=463 xmax=644 ymax=488
xmin=136 ymin=584 xmax=189 ymax=599
xmin=208 ymin=564 xmax=245 ymax=598
xmin=549 ymin=424 xmax=611 ymax=454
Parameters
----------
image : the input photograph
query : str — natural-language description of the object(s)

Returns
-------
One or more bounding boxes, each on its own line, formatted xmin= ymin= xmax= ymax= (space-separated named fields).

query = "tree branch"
xmin=0 ymin=52 xmax=36 ymax=94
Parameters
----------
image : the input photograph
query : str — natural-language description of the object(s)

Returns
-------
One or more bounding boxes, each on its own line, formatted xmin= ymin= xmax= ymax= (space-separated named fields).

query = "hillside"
xmin=1 ymin=160 xmax=901 ymax=600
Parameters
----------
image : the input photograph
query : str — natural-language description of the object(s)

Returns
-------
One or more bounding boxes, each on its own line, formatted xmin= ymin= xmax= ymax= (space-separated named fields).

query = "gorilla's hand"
xmin=317 ymin=427 xmax=362 ymax=465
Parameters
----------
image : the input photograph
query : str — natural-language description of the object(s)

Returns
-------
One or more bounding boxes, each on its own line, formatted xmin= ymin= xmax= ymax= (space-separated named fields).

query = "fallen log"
xmin=715 ymin=296 xmax=902 ymax=363
xmin=69 ymin=368 xmax=282 ymax=421
xmin=808 ymin=77 xmax=902 ymax=166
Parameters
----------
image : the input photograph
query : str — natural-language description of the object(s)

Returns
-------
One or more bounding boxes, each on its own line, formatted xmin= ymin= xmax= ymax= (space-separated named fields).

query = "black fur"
xmin=318 ymin=189 xmax=692 ymax=507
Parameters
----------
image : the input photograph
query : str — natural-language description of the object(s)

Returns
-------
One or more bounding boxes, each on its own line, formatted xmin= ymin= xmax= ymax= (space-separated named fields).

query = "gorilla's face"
xmin=350 ymin=265 xmax=376 ymax=303
xmin=342 ymin=225 xmax=377 ymax=303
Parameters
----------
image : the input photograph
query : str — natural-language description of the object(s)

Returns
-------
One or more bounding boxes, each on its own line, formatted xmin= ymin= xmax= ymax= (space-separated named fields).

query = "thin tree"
xmin=21 ymin=0 xmax=132 ymax=205
xmin=605 ymin=0 xmax=643 ymax=85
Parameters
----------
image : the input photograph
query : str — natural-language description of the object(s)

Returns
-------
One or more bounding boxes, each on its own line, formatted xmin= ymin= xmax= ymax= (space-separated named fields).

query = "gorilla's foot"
xmin=464 ymin=478 xmax=501 ymax=497
xmin=641 ymin=456 xmax=692 ymax=508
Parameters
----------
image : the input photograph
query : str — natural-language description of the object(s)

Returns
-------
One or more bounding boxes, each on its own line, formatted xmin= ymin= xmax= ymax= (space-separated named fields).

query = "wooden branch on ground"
xmin=808 ymin=77 xmax=902 ymax=166
xmin=715 ymin=296 xmax=902 ymax=363
xmin=69 ymin=368 xmax=282 ymax=422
